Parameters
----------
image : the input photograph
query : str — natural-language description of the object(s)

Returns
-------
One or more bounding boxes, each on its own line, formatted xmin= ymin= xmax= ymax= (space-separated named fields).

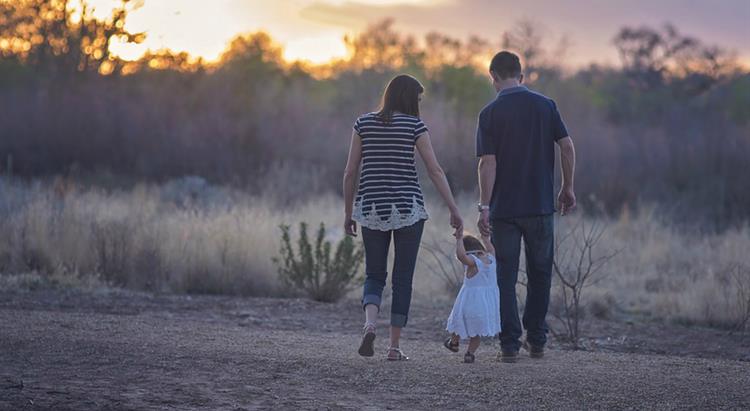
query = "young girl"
xmin=444 ymin=231 xmax=501 ymax=363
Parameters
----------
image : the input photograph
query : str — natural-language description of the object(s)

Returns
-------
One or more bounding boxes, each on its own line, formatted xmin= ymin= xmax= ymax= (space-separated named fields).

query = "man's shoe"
xmin=497 ymin=349 xmax=519 ymax=363
xmin=523 ymin=340 xmax=544 ymax=359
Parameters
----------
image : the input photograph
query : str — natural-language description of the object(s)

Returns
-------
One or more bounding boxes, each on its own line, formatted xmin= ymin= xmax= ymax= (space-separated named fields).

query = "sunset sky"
xmin=90 ymin=0 xmax=750 ymax=67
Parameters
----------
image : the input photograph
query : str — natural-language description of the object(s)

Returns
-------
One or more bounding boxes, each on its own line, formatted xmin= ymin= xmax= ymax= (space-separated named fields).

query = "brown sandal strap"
xmin=387 ymin=347 xmax=409 ymax=361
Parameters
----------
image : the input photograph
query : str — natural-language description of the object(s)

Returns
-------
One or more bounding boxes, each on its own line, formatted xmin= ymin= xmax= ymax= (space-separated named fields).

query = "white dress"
xmin=446 ymin=254 xmax=502 ymax=339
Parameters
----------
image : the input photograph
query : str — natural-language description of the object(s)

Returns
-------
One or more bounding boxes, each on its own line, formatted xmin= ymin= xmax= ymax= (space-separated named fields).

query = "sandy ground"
xmin=1 ymin=289 xmax=749 ymax=410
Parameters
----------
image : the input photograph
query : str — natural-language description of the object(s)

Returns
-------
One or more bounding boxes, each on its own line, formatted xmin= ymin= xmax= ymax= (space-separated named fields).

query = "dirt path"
xmin=1 ymin=289 xmax=749 ymax=410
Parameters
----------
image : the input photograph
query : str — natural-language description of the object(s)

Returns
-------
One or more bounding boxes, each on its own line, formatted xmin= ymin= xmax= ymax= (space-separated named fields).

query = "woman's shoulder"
xmin=356 ymin=112 xmax=378 ymax=123
xmin=391 ymin=112 xmax=420 ymax=121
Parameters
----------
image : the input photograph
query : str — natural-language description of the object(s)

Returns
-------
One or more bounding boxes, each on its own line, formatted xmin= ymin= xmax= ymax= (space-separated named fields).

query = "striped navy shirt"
xmin=352 ymin=112 xmax=429 ymax=231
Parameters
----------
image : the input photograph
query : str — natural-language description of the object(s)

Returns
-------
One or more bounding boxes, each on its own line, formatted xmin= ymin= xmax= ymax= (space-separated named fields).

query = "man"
xmin=476 ymin=51 xmax=576 ymax=363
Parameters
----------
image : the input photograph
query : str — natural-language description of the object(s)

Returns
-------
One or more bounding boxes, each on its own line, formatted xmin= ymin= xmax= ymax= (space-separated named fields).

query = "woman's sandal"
xmin=443 ymin=338 xmax=459 ymax=353
xmin=357 ymin=323 xmax=376 ymax=357
xmin=463 ymin=351 xmax=475 ymax=363
xmin=386 ymin=347 xmax=409 ymax=361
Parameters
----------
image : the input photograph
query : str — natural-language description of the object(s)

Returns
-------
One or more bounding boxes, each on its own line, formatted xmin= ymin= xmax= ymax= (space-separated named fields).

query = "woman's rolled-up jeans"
xmin=361 ymin=219 xmax=425 ymax=328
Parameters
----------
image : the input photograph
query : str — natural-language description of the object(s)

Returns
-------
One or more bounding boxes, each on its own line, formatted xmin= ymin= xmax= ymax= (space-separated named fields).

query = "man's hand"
xmin=477 ymin=209 xmax=491 ymax=237
xmin=558 ymin=186 xmax=576 ymax=216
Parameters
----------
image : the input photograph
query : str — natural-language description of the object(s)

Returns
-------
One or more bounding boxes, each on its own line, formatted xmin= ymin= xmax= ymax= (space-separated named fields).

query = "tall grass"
xmin=1 ymin=176 xmax=748 ymax=329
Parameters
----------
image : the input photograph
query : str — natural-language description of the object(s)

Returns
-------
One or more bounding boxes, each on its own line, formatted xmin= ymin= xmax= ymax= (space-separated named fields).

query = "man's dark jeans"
xmin=361 ymin=220 xmax=425 ymax=328
xmin=491 ymin=214 xmax=554 ymax=351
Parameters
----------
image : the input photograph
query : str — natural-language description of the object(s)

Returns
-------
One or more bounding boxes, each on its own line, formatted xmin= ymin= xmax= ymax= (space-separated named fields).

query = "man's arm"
xmin=556 ymin=136 xmax=576 ymax=215
xmin=477 ymin=154 xmax=496 ymax=236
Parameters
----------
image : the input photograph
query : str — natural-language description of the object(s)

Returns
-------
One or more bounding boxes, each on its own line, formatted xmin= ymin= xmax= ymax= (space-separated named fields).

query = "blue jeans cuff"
xmin=362 ymin=294 xmax=381 ymax=311
xmin=390 ymin=313 xmax=408 ymax=328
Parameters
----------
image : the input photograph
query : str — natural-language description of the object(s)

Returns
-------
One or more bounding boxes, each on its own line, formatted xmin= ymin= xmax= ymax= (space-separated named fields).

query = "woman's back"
xmin=353 ymin=112 xmax=429 ymax=231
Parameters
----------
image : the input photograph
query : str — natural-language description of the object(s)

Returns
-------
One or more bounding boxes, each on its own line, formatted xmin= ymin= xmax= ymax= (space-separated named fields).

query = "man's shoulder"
xmin=478 ymin=99 xmax=500 ymax=119
xmin=500 ymin=88 xmax=555 ymax=104
xmin=525 ymin=89 xmax=557 ymax=105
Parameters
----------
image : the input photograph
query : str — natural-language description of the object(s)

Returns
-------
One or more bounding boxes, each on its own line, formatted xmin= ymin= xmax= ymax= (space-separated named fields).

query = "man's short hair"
xmin=489 ymin=51 xmax=522 ymax=80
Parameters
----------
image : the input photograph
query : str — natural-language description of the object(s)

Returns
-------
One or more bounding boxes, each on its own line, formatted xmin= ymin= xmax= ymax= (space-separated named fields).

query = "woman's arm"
xmin=415 ymin=132 xmax=463 ymax=235
xmin=343 ymin=130 xmax=362 ymax=236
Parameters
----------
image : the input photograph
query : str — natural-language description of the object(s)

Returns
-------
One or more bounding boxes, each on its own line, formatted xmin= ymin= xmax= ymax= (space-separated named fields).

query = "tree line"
xmin=1 ymin=1 xmax=749 ymax=227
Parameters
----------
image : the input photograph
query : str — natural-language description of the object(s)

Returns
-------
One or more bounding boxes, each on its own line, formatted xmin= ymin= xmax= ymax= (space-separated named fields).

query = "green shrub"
xmin=272 ymin=222 xmax=364 ymax=302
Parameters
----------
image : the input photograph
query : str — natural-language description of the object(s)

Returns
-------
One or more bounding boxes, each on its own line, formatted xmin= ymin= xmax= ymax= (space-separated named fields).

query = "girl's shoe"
xmin=443 ymin=337 xmax=459 ymax=353
xmin=357 ymin=323 xmax=376 ymax=357
xmin=386 ymin=347 xmax=409 ymax=361
xmin=463 ymin=351 xmax=475 ymax=363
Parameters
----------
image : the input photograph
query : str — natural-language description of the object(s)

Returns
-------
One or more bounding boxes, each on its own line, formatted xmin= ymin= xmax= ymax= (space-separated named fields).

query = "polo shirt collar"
xmin=497 ymin=85 xmax=528 ymax=96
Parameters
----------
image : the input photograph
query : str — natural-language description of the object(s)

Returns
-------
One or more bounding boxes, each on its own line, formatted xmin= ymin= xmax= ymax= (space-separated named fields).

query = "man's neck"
xmin=494 ymin=79 xmax=522 ymax=93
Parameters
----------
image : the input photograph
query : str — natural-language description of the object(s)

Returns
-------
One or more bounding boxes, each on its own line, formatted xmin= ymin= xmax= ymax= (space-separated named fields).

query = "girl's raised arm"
xmin=481 ymin=234 xmax=495 ymax=256
xmin=455 ymin=232 xmax=476 ymax=268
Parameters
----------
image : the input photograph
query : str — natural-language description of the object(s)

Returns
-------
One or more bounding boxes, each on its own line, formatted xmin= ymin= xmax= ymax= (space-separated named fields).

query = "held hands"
xmin=477 ymin=209 xmax=491 ymax=237
xmin=449 ymin=209 xmax=463 ymax=238
xmin=453 ymin=227 xmax=464 ymax=239
xmin=558 ymin=186 xmax=577 ymax=216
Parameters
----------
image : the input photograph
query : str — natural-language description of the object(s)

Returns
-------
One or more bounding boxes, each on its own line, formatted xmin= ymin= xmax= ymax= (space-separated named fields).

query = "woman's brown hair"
xmin=376 ymin=74 xmax=424 ymax=124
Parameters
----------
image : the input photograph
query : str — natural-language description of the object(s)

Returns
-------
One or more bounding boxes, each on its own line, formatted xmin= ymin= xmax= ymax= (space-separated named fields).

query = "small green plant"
xmin=272 ymin=222 xmax=364 ymax=302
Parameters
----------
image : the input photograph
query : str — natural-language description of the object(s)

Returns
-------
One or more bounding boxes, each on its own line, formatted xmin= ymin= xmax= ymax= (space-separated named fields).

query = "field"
xmin=1 ymin=2 xmax=749 ymax=409
xmin=2 ymin=177 xmax=749 ymax=330
xmin=1 ymin=289 xmax=749 ymax=410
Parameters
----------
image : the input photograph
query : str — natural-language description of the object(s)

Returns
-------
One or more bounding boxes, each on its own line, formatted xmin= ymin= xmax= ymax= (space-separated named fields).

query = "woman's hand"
xmin=450 ymin=209 xmax=463 ymax=237
xmin=344 ymin=217 xmax=358 ymax=237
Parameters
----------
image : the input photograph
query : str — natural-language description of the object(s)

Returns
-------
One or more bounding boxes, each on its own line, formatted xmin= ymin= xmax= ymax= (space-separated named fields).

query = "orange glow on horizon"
xmin=77 ymin=0 xmax=750 ymax=70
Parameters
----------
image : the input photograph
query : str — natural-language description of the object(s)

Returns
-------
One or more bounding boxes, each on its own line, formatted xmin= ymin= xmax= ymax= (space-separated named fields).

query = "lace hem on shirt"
xmin=352 ymin=197 xmax=428 ymax=231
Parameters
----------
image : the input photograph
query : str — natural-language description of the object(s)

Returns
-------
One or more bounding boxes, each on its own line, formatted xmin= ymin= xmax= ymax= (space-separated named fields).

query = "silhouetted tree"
xmin=613 ymin=23 xmax=736 ymax=95
xmin=0 ymin=0 xmax=144 ymax=75
xmin=342 ymin=19 xmax=423 ymax=72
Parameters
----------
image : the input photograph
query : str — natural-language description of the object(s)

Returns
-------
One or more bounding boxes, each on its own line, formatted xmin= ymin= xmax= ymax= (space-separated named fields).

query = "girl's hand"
xmin=344 ymin=217 xmax=358 ymax=237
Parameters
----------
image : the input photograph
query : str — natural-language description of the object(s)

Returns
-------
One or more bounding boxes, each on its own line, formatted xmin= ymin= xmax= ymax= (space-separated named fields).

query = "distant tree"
xmin=501 ymin=19 xmax=544 ymax=70
xmin=342 ymin=19 xmax=423 ymax=72
xmin=501 ymin=19 xmax=568 ymax=83
xmin=613 ymin=23 xmax=736 ymax=95
xmin=424 ymin=32 xmax=491 ymax=71
xmin=0 ymin=0 xmax=144 ymax=75
xmin=123 ymin=49 xmax=203 ymax=74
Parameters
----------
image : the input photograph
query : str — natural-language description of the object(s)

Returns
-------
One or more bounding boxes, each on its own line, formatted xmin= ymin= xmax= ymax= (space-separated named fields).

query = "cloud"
xmin=299 ymin=0 xmax=750 ymax=66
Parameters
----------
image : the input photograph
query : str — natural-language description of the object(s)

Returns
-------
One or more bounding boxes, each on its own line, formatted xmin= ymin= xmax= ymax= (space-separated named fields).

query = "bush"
xmin=272 ymin=222 xmax=364 ymax=302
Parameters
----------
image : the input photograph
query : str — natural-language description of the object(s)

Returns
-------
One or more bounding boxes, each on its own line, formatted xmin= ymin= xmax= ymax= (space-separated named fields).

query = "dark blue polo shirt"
xmin=476 ymin=85 xmax=569 ymax=219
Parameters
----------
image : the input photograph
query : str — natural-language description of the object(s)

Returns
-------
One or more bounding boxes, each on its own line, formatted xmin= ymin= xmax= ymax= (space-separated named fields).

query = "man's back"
xmin=476 ymin=85 xmax=568 ymax=219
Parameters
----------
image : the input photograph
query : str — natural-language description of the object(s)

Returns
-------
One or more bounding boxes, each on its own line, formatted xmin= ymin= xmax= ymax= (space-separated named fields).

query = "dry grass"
xmin=1 ymin=176 xmax=748 ymax=329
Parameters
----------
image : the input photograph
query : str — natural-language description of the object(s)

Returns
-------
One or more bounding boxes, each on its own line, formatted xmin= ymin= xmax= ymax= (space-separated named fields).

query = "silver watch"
xmin=477 ymin=203 xmax=490 ymax=212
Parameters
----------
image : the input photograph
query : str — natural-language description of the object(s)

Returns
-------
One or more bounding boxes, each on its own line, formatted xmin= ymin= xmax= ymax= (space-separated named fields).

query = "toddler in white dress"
xmin=444 ymin=231 xmax=501 ymax=363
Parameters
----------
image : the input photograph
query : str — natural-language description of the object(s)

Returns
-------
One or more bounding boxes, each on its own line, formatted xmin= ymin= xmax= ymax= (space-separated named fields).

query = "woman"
xmin=343 ymin=74 xmax=463 ymax=361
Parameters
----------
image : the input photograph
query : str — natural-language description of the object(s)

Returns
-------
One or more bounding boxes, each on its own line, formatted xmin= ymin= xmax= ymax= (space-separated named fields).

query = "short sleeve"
xmin=475 ymin=110 xmax=495 ymax=157
xmin=414 ymin=119 xmax=428 ymax=140
xmin=551 ymin=100 xmax=569 ymax=141
xmin=353 ymin=117 xmax=362 ymax=134
xmin=465 ymin=254 xmax=481 ymax=271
